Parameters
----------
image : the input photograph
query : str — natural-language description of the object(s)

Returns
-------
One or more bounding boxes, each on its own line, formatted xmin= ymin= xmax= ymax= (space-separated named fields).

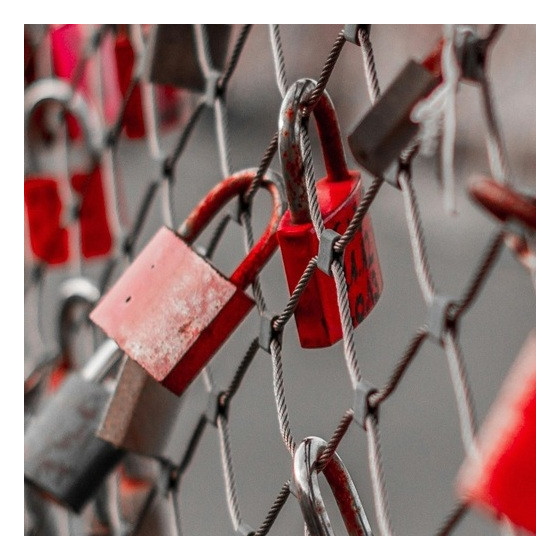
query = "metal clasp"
xmin=292 ymin=436 xmax=372 ymax=535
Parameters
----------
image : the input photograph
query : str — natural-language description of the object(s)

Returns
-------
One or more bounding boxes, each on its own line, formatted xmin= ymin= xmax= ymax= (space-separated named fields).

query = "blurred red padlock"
xmin=114 ymin=27 xmax=181 ymax=139
xmin=276 ymin=79 xmax=383 ymax=348
xmin=457 ymin=332 xmax=536 ymax=534
xmin=24 ymin=177 xmax=69 ymax=265
xmin=90 ymin=170 xmax=285 ymax=395
xmin=50 ymin=24 xmax=122 ymax=138
xmin=469 ymin=177 xmax=536 ymax=231
xmin=24 ymin=79 xmax=113 ymax=264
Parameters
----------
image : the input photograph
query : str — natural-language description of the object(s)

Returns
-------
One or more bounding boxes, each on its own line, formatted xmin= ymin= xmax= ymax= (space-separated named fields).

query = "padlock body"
xmin=277 ymin=171 xmax=382 ymax=348
xmin=24 ymin=375 xmax=124 ymax=513
xmin=90 ymin=227 xmax=254 ymax=395
xmin=145 ymin=24 xmax=230 ymax=91
xmin=24 ymin=176 xmax=69 ymax=265
xmin=457 ymin=334 xmax=536 ymax=534
xmin=71 ymin=166 xmax=113 ymax=258
xmin=348 ymin=60 xmax=440 ymax=180
xmin=97 ymin=358 xmax=181 ymax=458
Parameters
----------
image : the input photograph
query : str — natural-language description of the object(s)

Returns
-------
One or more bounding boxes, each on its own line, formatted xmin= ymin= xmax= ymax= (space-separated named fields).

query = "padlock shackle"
xmin=24 ymin=79 xmax=104 ymax=175
xmin=81 ymin=339 xmax=122 ymax=383
xmin=292 ymin=436 xmax=373 ymax=535
xmin=177 ymin=170 xmax=286 ymax=290
xmin=57 ymin=278 xmax=101 ymax=369
xmin=279 ymin=79 xmax=351 ymax=225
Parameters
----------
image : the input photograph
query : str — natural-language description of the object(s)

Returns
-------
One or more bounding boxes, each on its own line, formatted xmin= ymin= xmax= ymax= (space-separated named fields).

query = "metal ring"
xmin=24 ymin=78 xmax=104 ymax=173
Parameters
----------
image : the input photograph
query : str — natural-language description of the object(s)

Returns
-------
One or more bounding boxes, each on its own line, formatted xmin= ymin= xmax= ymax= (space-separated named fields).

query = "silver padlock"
xmin=292 ymin=436 xmax=372 ymax=535
xmin=97 ymin=357 xmax=182 ymax=460
xmin=24 ymin=339 xmax=124 ymax=513
xmin=145 ymin=24 xmax=231 ymax=91
xmin=25 ymin=277 xmax=101 ymax=423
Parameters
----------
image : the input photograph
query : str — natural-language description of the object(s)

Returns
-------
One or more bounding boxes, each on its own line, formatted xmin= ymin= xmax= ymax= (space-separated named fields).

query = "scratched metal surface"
xmin=25 ymin=24 xmax=535 ymax=535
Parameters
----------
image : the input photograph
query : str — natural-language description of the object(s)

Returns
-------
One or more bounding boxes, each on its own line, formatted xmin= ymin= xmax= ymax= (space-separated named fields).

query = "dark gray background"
xmin=25 ymin=24 xmax=535 ymax=535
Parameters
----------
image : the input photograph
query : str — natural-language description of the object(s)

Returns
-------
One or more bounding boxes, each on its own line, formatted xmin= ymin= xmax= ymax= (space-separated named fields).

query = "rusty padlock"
xmin=145 ymin=24 xmax=231 ymax=91
xmin=348 ymin=43 xmax=442 ymax=182
xmin=96 ymin=357 xmax=182 ymax=459
xmin=24 ymin=79 xmax=113 ymax=263
xmin=292 ymin=436 xmax=372 ymax=535
xmin=90 ymin=170 xmax=285 ymax=395
xmin=457 ymin=332 xmax=536 ymax=534
xmin=24 ymin=339 xmax=124 ymax=513
xmin=276 ymin=79 xmax=383 ymax=348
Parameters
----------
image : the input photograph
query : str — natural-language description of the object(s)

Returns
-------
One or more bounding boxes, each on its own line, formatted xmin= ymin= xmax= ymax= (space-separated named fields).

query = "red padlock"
xmin=90 ymin=170 xmax=285 ymax=395
xmin=276 ymin=79 xmax=383 ymax=348
xmin=50 ymin=24 xmax=122 ymax=138
xmin=24 ymin=177 xmax=69 ymax=265
xmin=24 ymin=79 xmax=114 ymax=264
xmin=114 ymin=27 xmax=181 ymax=140
xmin=457 ymin=332 xmax=536 ymax=534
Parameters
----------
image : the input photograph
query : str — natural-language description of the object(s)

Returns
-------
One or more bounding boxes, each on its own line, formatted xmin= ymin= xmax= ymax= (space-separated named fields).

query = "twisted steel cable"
xmin=270 ymin=339 xmax=297 ymax=456
xmin=365 ymin=414 xmax=394 ymax=535
xmin=358 ymin=27 xmax=381 ymax=103
xmin=269 ymin=24 xmax=288 ymax=97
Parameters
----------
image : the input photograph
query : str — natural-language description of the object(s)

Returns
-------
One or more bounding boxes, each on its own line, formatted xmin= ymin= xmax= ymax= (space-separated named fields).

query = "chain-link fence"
xmin=24 ymin=24 xmax=536 ymax=536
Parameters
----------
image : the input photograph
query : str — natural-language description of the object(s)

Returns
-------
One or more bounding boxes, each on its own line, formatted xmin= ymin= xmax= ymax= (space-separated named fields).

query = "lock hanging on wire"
xmin=276 ymin=79 xmax=383 ymax=348
xmin=90 ymin=169 xmax=285 ymax=395
xmin=144 ymin=24 xmax=231 ymax=92
xmin=457 ymin=332 xmax=536 ymax=534
xmin=348 ymin=43 xmax=442 ymax=183
xmin=96 ymin=356 xmax=183 ymax=460
xmin=24 ymin=339 xmax=124 ymax=513
xmin=24 ymin=79 xmax=113 ymax=264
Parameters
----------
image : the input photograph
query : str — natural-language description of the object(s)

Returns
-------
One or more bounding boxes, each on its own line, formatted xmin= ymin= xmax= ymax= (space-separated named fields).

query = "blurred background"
xmin=24 ymin=24 xmax=535 ymax=535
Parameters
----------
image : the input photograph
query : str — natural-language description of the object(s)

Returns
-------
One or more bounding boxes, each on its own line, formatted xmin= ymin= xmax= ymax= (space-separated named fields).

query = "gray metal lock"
xmin=348 ymin=60 xmax=440 ymax=183
xmin=24 ymin=339 xmax=124 ymax=513
xmin=96 ymin=357 xmax=182 ymax=459
xmin=145 ymin=24 xmax=231 ymax=91
xmin=25 ymin=277 xmax=101 ymax=425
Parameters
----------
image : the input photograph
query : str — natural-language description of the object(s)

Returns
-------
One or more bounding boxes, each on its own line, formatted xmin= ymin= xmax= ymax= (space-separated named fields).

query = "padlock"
xmin=145 ymin=24 xmax=231 ymax=91
xmin=292 ymin=436 xmax=372 ymax=535
xmin=97 ymin=357 xmax=182 ymax=459
xmin=50 ymin=277 xmax=101 ymax=392
xmin=24 ymin=339 xmax=125 ymax=513
xmin=276 ymin=79 xmax=383 ymax=348
xmin=469 ymin=177 xmax=536 ymax=231
xmin=348 ymin=44 xmax=442 ymax=181
xmin=113 ymin=26 xmax=181 ymax=139
xmin=24 ymin=79 xmax=113 ymax=264
xmin=25 ymin=277 xmax=100 ymax=403
xmin=457 ymin=332 xmax=535 ymax=534
xmin=50 ymin=24 xmax=122 ymax=139
xmin=90 ymin=169 xmax=285 ymax=395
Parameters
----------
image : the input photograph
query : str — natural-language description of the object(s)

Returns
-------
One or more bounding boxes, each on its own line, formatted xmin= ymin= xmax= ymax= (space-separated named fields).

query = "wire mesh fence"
xmin=23 ymin=24 xmax=535 ymax=536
